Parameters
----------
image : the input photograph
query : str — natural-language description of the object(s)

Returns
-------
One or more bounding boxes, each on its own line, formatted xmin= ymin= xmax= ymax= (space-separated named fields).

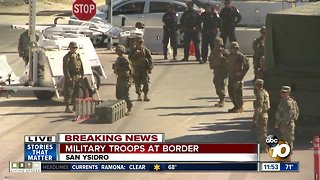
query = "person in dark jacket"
xmin=180 ymin=1 xmax=202 ymax=63
xmin=162 ymin=3 xmax=178 ymax=60
xmin=201 ymin=3 xmax=221 ymax=63
xmin=219 ymin=0 xmax=241 ymax=48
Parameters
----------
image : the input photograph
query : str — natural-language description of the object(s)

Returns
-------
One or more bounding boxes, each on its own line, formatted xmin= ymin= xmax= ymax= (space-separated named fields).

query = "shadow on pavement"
xmin=0 ymin=99 xmax=63 ymax=107
xmin=159 ymin=111 xmax=228 ymax=116
xmin=0 ymin=111 xmax=62 ymax=116
xmin=166 ymin=115 xmax=313 ymax=151
xmin=146 ymin=105 xmax=213 ymax=110
xmin=48 ymin=115 xmax=74 ymax=123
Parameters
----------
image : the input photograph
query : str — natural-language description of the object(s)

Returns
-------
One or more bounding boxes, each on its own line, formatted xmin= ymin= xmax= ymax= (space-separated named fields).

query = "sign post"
xmin=72 ymin=0 xmax=96 ymax=21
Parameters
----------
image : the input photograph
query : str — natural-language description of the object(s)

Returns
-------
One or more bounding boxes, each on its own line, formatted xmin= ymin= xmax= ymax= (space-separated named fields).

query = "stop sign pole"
xmin=73 ymin=0 xmax=96 ymax=21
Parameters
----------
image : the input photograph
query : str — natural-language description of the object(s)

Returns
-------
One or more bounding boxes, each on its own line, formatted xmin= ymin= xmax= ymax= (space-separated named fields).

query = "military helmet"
xmin=281 ymin=86 xmax=291 ymax=93
xmin=255 ymin=79 xmax=264 ymax=85
xmin=215 ymin=37 xmax=224 ymax=46
xmin=224 ymin=0 xmax=231 ymax=3
xmin=260 ymin=26 xmax=266 ymax=33
xmin=230 ymin=41 xmax=240 ymax=49
xmin=116 ymin=45 xmax=126 ymax=53
xmin=68 ymin=41 xmax=78 ymax=48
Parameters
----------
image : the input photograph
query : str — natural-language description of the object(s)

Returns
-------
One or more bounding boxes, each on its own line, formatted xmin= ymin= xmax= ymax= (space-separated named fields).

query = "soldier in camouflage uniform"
xmin=252 ymin=26 xmax=265 ymax=80
xmin=18 ymin=30 xmax=39 ymax=66
xmin=256 ymin=56 xmax=266 ymax=80
xmin=275 ymin=86 xmax=299 ymax=150
xmin=63 ymin=41 xmax=84 ymax=113
xmin=227 ymin=42 xmax=250 ymax=113
xmin=113 ymin=45 xmax=133 ymax=115
xmin=208 ymin=37 xmax=229 ymax=107
xmin=128 ymin=37 xmax=153 ymax=101
xmin=253 ymin=79 xmax=270 ymax=152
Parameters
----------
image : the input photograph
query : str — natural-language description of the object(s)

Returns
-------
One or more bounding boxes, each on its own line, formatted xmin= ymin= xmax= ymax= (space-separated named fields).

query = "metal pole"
xmin=29 ymin=0 xmax=38 ymax=85
xmin=106 ymin=0 xmax=113 ymax=50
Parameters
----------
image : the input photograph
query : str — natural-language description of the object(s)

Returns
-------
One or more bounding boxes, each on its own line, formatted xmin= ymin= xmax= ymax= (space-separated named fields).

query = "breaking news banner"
xmin=260 ymin=162 xmax=299 ymax=172
xmin=9 ymin=162 xmax=258 ymax=172
xmin=58 ymin=133 xmax=165 ymax=143
xmin=58 ymin=143 xmax=258 ymax=162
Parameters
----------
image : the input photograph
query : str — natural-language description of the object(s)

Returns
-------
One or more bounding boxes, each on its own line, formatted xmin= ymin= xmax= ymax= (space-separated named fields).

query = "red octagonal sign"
xmin=72 ymin=0 xmax=96 ymax=21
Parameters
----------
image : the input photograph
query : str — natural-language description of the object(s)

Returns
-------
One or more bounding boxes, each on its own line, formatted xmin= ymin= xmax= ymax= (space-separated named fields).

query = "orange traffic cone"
xmin=189 ymin=42 xmax=195 ymax=56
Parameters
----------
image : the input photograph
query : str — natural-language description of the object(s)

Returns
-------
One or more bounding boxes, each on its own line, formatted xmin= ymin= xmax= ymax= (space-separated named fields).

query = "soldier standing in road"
xmin=275 ymin=86 xmax=299 ymax=150
xmin=219 ymin=0 xmax=241 ymax=48
xmin=252 ymin=26 xmax=265 ymax=80
xmin=253 ymin=79 xmax=270 ymax=153
xmin=113 ymin=45 xmax=133 ymax=116
xmin=227 ymin=42 xmax=249 ymax=113
xmin=208 ymin=37 xmax=228 ymax=107
xmin=162 ymin=3 xmax=178 ymax=61
xmin=180 ymin=1 xmax=202 ymax=63
xmin=201 ymin=3 xmax=221 ymax=63
xmin=128 ymin=37 xmax=153 ymax=101
xmin=63 ymin=41 xmax=84 ymax=113
xmin=18 ymin=30 xmax=39 ymax=66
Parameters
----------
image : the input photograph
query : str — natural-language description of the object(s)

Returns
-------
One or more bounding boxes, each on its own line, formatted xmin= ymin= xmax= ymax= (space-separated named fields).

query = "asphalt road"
xmin=0 ymin=25 xmax=314 ymax=180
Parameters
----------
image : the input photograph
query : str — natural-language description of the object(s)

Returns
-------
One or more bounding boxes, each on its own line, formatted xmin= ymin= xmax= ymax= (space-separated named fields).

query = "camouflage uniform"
xmin=63 ymin=42 xmax=84 ymax=113
xmin=253 ymin=79 xmax=270 ymax=152
xmin=227 ymin=42 xmax=249 ymax=113
xmin=208 ymin=37 xmax=228 ymax=107
xmin=128 ymin=38 xmax=153 ymax=101
xmin=256 ymin=56 xmax=266 ymax=80
xmin=275 ymin=86 xmax=299 ymax=150
xmin=18 ymin=30 xmax=39 ymax=66
xmin=113 ymin=45 xmax=133 ymax=115
xmin=252 ymin=26 xmax=265 ymax=80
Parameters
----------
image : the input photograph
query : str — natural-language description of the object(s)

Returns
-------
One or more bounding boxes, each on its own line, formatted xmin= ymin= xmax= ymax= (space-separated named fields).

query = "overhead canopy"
xmin=265 ymin=2 xmax=320 ymax=75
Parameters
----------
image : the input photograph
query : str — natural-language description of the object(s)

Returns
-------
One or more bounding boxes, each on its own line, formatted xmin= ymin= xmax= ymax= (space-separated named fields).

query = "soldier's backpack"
xmin=289 ymin=97 xmax=300 ymax=121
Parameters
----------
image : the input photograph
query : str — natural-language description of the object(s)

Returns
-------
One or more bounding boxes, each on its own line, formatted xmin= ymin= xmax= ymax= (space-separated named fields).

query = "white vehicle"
xmin=69 ymin=0 xmax=200 ymax=27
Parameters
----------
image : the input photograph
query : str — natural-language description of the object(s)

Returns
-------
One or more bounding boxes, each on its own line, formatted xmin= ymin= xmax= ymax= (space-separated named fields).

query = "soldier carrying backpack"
xmin=275 ymin=86 xmax=299 ymax=151
xmin=253 ymin=79 xmax=270 ymax=153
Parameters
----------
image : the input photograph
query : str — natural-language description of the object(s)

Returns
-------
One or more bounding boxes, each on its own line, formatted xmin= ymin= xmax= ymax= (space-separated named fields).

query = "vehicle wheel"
xmin=92 ymin=70 xmax=101 ymax=90
xmin=33 ymin=91 xmax=55 ymax=100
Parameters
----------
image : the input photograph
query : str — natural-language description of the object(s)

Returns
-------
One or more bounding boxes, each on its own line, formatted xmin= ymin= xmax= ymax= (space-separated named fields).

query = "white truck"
xmin=0 ymin=0 xmax=105 ymax=100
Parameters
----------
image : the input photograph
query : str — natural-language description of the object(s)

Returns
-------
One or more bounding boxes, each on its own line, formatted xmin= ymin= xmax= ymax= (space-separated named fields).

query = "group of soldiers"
xmin=61 ymin=38 xmax=153 ymax=116
xmin=162 ymin=0 xmax=241 ymax=64
xmin=17 ymin=0 xmax=299 ymax=155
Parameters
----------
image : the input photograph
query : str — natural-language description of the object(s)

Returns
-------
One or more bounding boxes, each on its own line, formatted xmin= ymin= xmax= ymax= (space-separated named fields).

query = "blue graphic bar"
xmin=280 ymin=162 xmax=299 ymax=171
xmin=41 ymin=162 xmax=258 ymax=172
xmin=24 ymin=144 xmax=57 ymax=161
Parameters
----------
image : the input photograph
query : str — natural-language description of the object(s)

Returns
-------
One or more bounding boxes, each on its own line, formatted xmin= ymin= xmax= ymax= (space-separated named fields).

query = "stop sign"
xmin=72 ymin=0 xmax=96 ymax=21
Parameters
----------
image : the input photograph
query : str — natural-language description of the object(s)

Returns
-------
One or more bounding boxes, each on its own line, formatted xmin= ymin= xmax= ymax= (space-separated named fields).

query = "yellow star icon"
xmin=153 ymin=164 xmax=161 ymax=171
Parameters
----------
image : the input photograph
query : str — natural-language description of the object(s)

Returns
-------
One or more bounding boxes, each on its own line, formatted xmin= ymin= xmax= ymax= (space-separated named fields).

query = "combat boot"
xmin=228 ymin=107 xmax=236 ymax=113
xmin=215 ymin=98 xmax=225 ymax=107
xmin=125 ymin=109 xmax=132 ymax=116
xmin=64 ymin=105 xmax=73 ymax=113
xmin=137 ymin=94 xmax=142 ymax=101
xmin=143 ymin=93 xmax=150 ymax=101
xmin=235 ymin=106 xmax=244 ymax=113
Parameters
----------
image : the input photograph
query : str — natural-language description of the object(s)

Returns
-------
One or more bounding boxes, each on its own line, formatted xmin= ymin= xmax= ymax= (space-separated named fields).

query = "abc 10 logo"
xmin=266 ymin=135 xmax=291 ymax=161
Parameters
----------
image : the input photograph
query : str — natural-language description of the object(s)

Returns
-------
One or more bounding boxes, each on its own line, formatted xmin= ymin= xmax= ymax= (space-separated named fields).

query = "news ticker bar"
xmin=9 ymin=162 xmax=299 ymax=172
xmin=24 ymin=143 xmax=258 ymax=162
